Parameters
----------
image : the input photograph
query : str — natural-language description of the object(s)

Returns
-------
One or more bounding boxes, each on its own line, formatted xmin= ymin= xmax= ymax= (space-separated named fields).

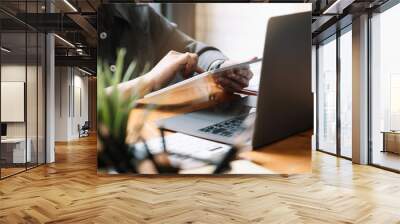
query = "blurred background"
xmin=148 ymin=3 xmax=310 ymax=89
xmin=2 ymin=0 xmax=399 ymax=177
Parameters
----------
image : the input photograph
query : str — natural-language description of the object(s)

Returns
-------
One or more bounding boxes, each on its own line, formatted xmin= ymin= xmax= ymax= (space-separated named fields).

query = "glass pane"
xmin=340 ymin=29 xmax=352 ymax=158
xmin=371 ymin=3 xmax=400 ymax=171
xmin=27 ymin=31 xmax=38 ymax=169
xmin=26 ymin=0 xmax=40 ymax=169
xmin=1 ymin=30 xmax=27 ymax=177
xmin=38 ymin=32 xmax=45 ymax=165
xmin=317 ymin=36 xmax=337 ymax=154
xmin=1 ymin=1 xmax=46 ymax=178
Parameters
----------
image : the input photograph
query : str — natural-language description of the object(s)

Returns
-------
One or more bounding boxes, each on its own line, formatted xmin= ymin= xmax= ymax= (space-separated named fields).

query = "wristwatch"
xmin=208 ymin=59 xmax=226 ymax=71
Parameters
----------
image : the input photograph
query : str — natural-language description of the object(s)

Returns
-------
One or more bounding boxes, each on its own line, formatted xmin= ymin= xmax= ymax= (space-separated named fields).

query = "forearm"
xmin=185 ymin=41 xmax=228 ymax=72
xmin=198 ymin=49 xmax=228 ymax=71
xmin=105 ymin=72 xmax=155 ymax=99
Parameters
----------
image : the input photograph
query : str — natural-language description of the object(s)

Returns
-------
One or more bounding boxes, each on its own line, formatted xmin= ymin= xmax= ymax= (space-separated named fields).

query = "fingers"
xmin=194 ymin=65 xmax=205 ymax=74
xmin=229 ymin=69 xmax=252 ymax=87
xmin=180 ymin=52 xmax=202 ymax=78
xmin=183 ymin=53 xmax=195 ymax=76
xmin=215 ymin=68 xmax=254 ymax=92
xmin=215 ymin=70 xmax=246 ymax=92
xmin=215 ymin=75 xmax=243 ymax=92
xmin=150 ymin=51 xmax=205 ymax=90
xmin=172 ymin=51 xmax=206 ymax=76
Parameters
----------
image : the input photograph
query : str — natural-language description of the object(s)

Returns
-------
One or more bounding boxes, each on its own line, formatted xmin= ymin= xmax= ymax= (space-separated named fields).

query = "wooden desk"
xmin=382 ymin=131 xmax=400 ymax=154
xmin=127 ymin=83 xmax=311 ymax=174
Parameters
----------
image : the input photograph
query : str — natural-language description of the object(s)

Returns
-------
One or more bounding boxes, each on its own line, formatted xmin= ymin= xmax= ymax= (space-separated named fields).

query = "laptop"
xmin=156 ymin=12 xmax=313 ymax=148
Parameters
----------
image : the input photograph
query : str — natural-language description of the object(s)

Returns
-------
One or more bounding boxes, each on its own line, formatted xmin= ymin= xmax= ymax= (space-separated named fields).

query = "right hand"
xmin=147 ymin=50 xmax=205 ymax=90
xmin=213 ymin=57 xmax=256 ymax=93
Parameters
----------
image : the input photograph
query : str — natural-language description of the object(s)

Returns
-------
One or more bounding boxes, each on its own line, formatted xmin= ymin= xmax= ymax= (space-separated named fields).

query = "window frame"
xmin=0 ymin=0 xmax=48 ymax=180
xmin=367 ymin=0 xmax=400 ymax=173
xmin=315 ymin=23 xmax=353 ymax=160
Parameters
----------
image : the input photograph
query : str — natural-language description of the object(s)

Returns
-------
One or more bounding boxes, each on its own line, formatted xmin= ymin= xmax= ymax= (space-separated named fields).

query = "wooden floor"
xmin=1 ymin=167 xmax=26 ymax=178
xmin=1 ymin=163 xmax=44 ymax=178
xmin=372 ymin=150 xmax=400 ymax=171
xmin=1 ymin=135 xmax=400 ymax=223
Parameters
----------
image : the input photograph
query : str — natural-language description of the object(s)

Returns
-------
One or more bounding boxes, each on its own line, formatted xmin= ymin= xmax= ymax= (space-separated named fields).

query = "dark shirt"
xmin=98 ymin=4 xmax=227 ymax=85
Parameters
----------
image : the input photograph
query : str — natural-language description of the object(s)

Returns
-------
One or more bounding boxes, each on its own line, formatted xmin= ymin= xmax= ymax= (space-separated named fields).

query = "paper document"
xmin=208 ymin=57 xmax=262 ymax=74
xmin=144 ymin=58 xmax=263 ymax=99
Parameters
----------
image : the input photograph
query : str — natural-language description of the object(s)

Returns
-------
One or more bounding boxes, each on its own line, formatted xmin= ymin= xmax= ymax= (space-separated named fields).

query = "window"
xmin=317 ymin=35 xmax=337 ymax=154
xmin=339 ymin=27 xmax=352 ymax=158
xmin=370 ymin=2 xmax=400 ymax=171
xmin=317 ymin=25 xmax=353 ymax=159
xmin=0 ymin=1 xmax=47 ymax=179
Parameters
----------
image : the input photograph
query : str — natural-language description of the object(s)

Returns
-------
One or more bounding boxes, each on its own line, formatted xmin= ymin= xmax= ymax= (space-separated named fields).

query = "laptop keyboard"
xmin=135 ymin=133 xmax=231 ymax=169
xmin=199 ymin=115 xmax=248 ymax=137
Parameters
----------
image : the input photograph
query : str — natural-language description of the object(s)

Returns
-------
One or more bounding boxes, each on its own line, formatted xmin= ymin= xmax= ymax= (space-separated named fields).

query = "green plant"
xmin=97 ymin=49 xmax=148 ymax=173
xmin=97 ymin=49 xmax=179 ymax=174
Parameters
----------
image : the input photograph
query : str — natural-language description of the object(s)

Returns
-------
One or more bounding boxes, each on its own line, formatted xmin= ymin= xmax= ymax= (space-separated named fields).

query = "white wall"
xmin=1 ymin=65 xmax=39 ymax=138
xmin=55 ymin=66 xmax=69 ymax=141
xmin=71 ymin=73 xmax=89 ymax=138
xmin=54 ymin=67 xmax=89 ymax=141
xmin=1 ymin=65 xmax=26 ymax=138
xmin=195 ymin=3 xmax=311 ymax=89
xmin=1 ymin=63 xmax=46 ymax=163
xmin=195 ymin=3 xmax=311 ymax=60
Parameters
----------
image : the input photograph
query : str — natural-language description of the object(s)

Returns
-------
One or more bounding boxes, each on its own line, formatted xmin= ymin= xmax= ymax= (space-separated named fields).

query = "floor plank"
xmin=1 ymin=135 xmax=400 ymax=223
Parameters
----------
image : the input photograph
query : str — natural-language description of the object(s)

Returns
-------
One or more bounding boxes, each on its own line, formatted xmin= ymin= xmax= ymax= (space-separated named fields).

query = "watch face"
xmin=209 ymin=59 xmax=225 ymax=71
xmin=216 ymin=60 xmax=226 ymax=69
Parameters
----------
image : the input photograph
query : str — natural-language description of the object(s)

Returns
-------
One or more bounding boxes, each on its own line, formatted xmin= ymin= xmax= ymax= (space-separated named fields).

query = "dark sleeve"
xmin=147 ymin=6 xmax=228 ymax=71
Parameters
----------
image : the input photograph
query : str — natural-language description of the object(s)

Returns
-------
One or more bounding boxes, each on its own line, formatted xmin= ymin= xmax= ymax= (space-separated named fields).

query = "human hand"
xmin=213 ymin=58 xmax=255 ymax=93
xmin=147 ymin=50 xmax=205 ymax=90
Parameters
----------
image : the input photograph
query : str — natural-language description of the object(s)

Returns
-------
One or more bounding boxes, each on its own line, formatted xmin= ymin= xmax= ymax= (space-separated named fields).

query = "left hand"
xmin=213 ymin=58 xmax=255 ymax=93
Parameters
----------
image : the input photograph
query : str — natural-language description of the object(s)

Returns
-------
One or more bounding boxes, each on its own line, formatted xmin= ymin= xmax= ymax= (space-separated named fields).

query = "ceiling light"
xmin=323 ymin=0 xmax=355 ymax=15
xmin=76 ymin=48 xmax=86 ymax=56
xmin=54 ymin=34 xmax=75 ymax=48
xmin=63 ymin=0 xmax=78 ymax=12
xmin=1 ymin=47 xmax=11 ymax=53
xmin=78 ymin=67 xmax=93 ymax=76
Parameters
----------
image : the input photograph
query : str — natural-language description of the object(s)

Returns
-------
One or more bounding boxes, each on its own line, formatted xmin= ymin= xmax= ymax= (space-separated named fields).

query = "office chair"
xmin=78 ymin=121 xmax=90 ymax=138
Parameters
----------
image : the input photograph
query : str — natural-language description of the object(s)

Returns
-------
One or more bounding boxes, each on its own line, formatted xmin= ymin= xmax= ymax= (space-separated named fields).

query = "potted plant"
xmin=97 ymin=49 xmax=147 ymax=173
